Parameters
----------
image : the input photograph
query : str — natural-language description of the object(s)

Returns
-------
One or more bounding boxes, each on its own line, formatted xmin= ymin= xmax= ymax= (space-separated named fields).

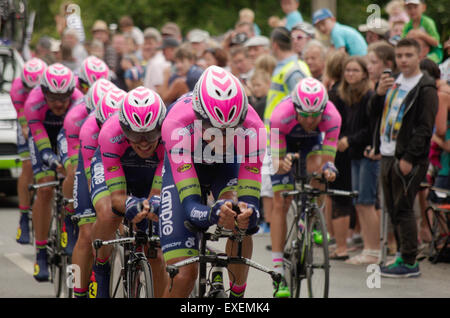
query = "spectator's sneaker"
xmin=256 ymin=222 xmax=270 ymax=235
xmin=62 ymin=215 xmax=78 ymax=256
xmin=380 ymin=257 xmax=421 ymax=278
xmin=33 ymin=248 xmax=49 ymax=282
xmin=92 ymin=261 xmax=111 ymax=298
xmin=16 ymin=213 xmax=30 ymax=245
xmin=273 ymin=276 xmax=290 ymax=298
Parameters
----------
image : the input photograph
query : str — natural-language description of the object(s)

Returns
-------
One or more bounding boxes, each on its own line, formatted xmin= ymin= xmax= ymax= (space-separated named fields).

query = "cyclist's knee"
xmin=77 ymin=225 xmax=93 ymax=246
xmin=169 ymin=262 xmax=197 ymax=294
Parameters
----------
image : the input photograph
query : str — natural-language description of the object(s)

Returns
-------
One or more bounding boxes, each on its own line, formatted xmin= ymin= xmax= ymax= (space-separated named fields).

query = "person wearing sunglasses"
xmin=24 ymin=63 xmax=84 ymax=282
xmin=91 ymin=86 xmax=167 ymax=297
xmin=291 ymin=22 xmax=315 ymax=57
xmin=268 ymin=77 xmax=341 ymax=297
xmin=160 ymin=66 xmax=266 ymax=298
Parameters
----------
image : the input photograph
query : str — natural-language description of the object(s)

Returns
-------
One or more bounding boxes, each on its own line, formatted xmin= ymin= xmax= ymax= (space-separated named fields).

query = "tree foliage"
xmin=27 ymin=0 xmax=449 ymax=46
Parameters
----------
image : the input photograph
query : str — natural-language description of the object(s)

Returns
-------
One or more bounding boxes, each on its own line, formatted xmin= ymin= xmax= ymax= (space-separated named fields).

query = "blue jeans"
xmin=351 ymin=158 xmax=380 ymax=205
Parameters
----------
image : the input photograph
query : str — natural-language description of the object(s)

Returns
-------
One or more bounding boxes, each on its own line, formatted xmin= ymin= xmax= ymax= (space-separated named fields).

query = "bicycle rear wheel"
xmin=426 ymin=207 xmax=449 ymax=263
xmin=305 ymin=208 xmax=329 ymax=298
xmin=128 ymin=259 xmax=154 ymax=298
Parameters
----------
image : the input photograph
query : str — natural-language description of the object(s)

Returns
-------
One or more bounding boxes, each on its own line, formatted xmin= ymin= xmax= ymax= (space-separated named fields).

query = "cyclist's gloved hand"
xmin=210 ymin=199 xmax=236 ymax=229
xmin=322 ymin=161 xmax=338 ymax=182
xmin=148 ymin=195 xmax=161 ymax=215
xmin=42 ymin=150 xmax=61 ymax=171
xmin=125 ymin=196 xmax=149 ymax=231
xmin=236 ymin=202 xmax=260 ymax=231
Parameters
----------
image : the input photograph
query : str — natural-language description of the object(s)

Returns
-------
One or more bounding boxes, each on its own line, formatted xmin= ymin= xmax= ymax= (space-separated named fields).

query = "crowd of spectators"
xmin=29 ymin=0 xmax=449 ymax=272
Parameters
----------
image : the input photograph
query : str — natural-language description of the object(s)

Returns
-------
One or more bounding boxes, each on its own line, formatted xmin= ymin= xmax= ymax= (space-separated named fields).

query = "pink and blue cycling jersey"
xmin=270 ymin=97 xmax=342 ymax=159
xmin=97 ymin=113 xmax=164 ymax=205
xmin=10 ymin=78 xmax=31 ymax=127
xmin=79 ymin=113 xmax=100 ymax=180
xmin=161 ymin=94 xmax=267 ymax=217
xmin=24 ymin=86 xmax=84 ymax=164
xmin=64 ymin=100 xmax=89 ymax=168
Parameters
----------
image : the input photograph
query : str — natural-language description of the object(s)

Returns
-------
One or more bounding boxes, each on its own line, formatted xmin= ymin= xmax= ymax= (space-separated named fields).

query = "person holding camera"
xmin=369 ymin=38 xmax=438 ymax=277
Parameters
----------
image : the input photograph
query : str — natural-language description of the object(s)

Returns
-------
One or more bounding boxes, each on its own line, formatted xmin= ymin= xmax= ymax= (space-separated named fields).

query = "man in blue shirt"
xmin=313 ymin=8 xmax=368 ymax=56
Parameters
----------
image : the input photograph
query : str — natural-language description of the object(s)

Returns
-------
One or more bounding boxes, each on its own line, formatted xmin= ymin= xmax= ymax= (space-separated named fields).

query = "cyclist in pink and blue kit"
xmin=71 ymin=87 xmax=126 ymax=298
xmin=91 ymin=87 xmax=168 ymax=298
xmin=160 ymin=66 xmax=267 ymax=298
xmin=25 ymin=63 xmax=84 ymax=282
xmin=10 ymin=58 xmax=47 ymax=244
xmin=268 ymin=77 xmax=341 ymax=297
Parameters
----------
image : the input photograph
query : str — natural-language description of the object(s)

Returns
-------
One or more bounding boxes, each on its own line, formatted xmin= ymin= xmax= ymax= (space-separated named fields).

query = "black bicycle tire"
xmin=128 ymin=259 xmax=154 ymax=298
xmin=306 ymin=208 xmax=329 ymax=298
xmin=49 ymin=199 xmax=64 ymax=298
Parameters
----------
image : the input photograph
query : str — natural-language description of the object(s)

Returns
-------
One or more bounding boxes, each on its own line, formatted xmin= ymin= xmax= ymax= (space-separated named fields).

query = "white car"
xmin=0 ymin=45 xmax=24 ymax=196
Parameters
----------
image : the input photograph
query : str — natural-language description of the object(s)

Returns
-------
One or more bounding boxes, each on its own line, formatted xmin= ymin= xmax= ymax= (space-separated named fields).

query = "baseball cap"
xmin=92 ymin=20 xmax=108 ymax=32
xmin=159 ymin=37 xmax=180 ymax=49
xmin=358 ymin=18 xmax=390 ymax=36
xmin=312 ymin=8 xmax=334 ymax=25
xmin=161 ymin=22 xmax=181 ymax=38
xmin=244 ymin=35 xmax=270 ymax=48
xmin=291 ymin=22 xmax=316 ymax=38
xmin=404 ymin=0 xmax=423 ymax=4
xmin=188 ymin=29 xmax=209 ymax=43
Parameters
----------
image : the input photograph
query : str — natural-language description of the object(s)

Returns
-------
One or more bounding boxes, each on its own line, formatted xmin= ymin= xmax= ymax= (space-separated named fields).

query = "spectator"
xmin=91 ymin=20 xmax=118 ymax=71
xmin=60 ymin=42 xmax=78 ymax=71
xmin=370 ymin=38 xmax=438 ymax=277
xmin=358 ymin=18 xmax=390 ymax=44
xmin=440 ymin=37 xmax=450 ymax=85
xmin=389 ymin=20 xmax=407 ymax=45
xmin=122 ymin=54 xmax=144 ymax=91
xmin=402 ymin=0 xmax=443 ymax=64
xmin=142 ymin=28 xmax=170 ymax=92
xmin=313 ymin=8 xmax=368 ymax=56
xmin=160 ymin=37 xmax=180 ymax=65
xmin=111 ymin=33 xmax=128 ymax=90
xmin=290 ymin=22 xmax=316 ymax=57
xmin=367 ymin=41 xmax=396 ymax=88
xmin=239 ymin=8 xmax=261 ymax=36
xmin=61 ymin=28 xmax=88 ymax=69
xmin=303 ymin=39 xmax=327 ymax=81
xmin=119 ymin=15 xmax=144 ymax=49
xmin=234 ymin=21 xmax=255 ymax=41
xmin=264 ymin=27 xmax=311 ymax=133
xmin=249 ymin=70 xmax=270 ymax=121
xmin=324 ymin=49 xmax=353 ymax=260
xmin=160 ymin=45 xmax=203 ymax=104
xmin=254 ymin=54 xmax=277 ymax=76
xmin=35 ymin=36 xmax=56 ymax=65
xmin=280 ymin=0 xmax=303 ymax=31
xmin=385 ymin=0 xmax=410 ymax=28
xmin=244 ymin=36 xmax=270 ymax=65
xmin=202 ymin=47 xmax=229 ymax=68
xmin=335 ymin=56 xmax=380 ymax=265
xmin=161 ymin=22 xmax=183 ymax=43
xmin=187 ymin=29 xmax=210 ymax=60
xmin=123 ymin=34 xmax=142 ymax=61
xmin=88 ymin=39 xmax=105 ymax=60
xmin=230 ymin=46 xmax=254 ymax=88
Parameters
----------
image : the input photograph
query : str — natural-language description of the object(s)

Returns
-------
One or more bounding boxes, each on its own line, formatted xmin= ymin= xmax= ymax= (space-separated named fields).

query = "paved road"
xmin=1 ymin=195 xmax=449 ymax=298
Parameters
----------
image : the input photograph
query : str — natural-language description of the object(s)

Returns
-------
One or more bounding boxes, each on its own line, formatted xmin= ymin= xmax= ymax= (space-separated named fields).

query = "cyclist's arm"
xmin=10 ymin=78 xmax=28 ymax=128
xmin=317 ymin=101 xmax=342 ymax=167
xmin=24 ymin=89 xmax=59 ymax=166
xmin=64 ymin=102 xmax=88 ymax=170
xmin=79 ymin=115 xmax=100 ymax=183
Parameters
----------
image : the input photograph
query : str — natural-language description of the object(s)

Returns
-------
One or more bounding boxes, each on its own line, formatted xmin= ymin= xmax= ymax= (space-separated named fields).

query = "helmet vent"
xmin=144 ymin=112 xmax=153 ymax=126
xmin=228 ymin=106 xmax=236 ymax=121
xmin=133 ymin=113 xmax=142 ymax=126
xmin=214 ymin=107 xmax=224 ymax=121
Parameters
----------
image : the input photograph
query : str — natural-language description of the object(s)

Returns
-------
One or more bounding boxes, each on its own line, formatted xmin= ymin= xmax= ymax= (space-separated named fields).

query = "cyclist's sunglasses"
xmin=79 ymin=80 xmax=90 ymax=91
xmin=124 ymin=129 xmax=161 ymax=144
xmin=297 ymin=111 xmax=322 ymax=118
xmin=44 ymin=92 xmax=72 ymax=102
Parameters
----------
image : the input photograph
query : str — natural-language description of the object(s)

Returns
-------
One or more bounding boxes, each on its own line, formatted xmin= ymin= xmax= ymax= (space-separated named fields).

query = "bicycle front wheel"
xmin=305 ymin=208 xmax=329 ymax=298
xmin=128 ymin=260 xmax=154 ymax=298
xmin=48 ymin=201 xmax=64 ymax=298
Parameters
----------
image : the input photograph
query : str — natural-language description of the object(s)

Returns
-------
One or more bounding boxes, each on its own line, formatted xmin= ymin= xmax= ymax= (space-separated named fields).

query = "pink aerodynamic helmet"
xmin=41 ymin=63 xmax=76 ymax=96
xmin=85 ymin=78 xmax=116 ymax=113
xmin=119 ymin=86 xmax=166 ymax=143
xmin=21 ymin=58 xmax=47 ymax=89
xmin=292 ymin=77 xmax=329 ymax=114
xmin=192 ymin=65 xmax=248 ymax=129
xmin=96 ymin=88 xmax=126 ymax=125
xmin=78 ymin=56 xmax=110 ymax=88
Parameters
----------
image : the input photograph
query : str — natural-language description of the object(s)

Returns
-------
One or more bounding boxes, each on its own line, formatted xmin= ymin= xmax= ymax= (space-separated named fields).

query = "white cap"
xmin=358 ymin=18 xmax=390 ymax=36
xmin=188 ymin=29 xmax=210 ymax=43
xmin=244 ymin=35 xmax=270 ymax=48
xmin=405 ymin=0 xmax=421 ymax=4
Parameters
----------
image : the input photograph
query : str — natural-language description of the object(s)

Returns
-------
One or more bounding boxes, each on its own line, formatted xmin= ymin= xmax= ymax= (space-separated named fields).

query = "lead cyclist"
xmin=160 ymin=65 xmax=266 ymax=298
